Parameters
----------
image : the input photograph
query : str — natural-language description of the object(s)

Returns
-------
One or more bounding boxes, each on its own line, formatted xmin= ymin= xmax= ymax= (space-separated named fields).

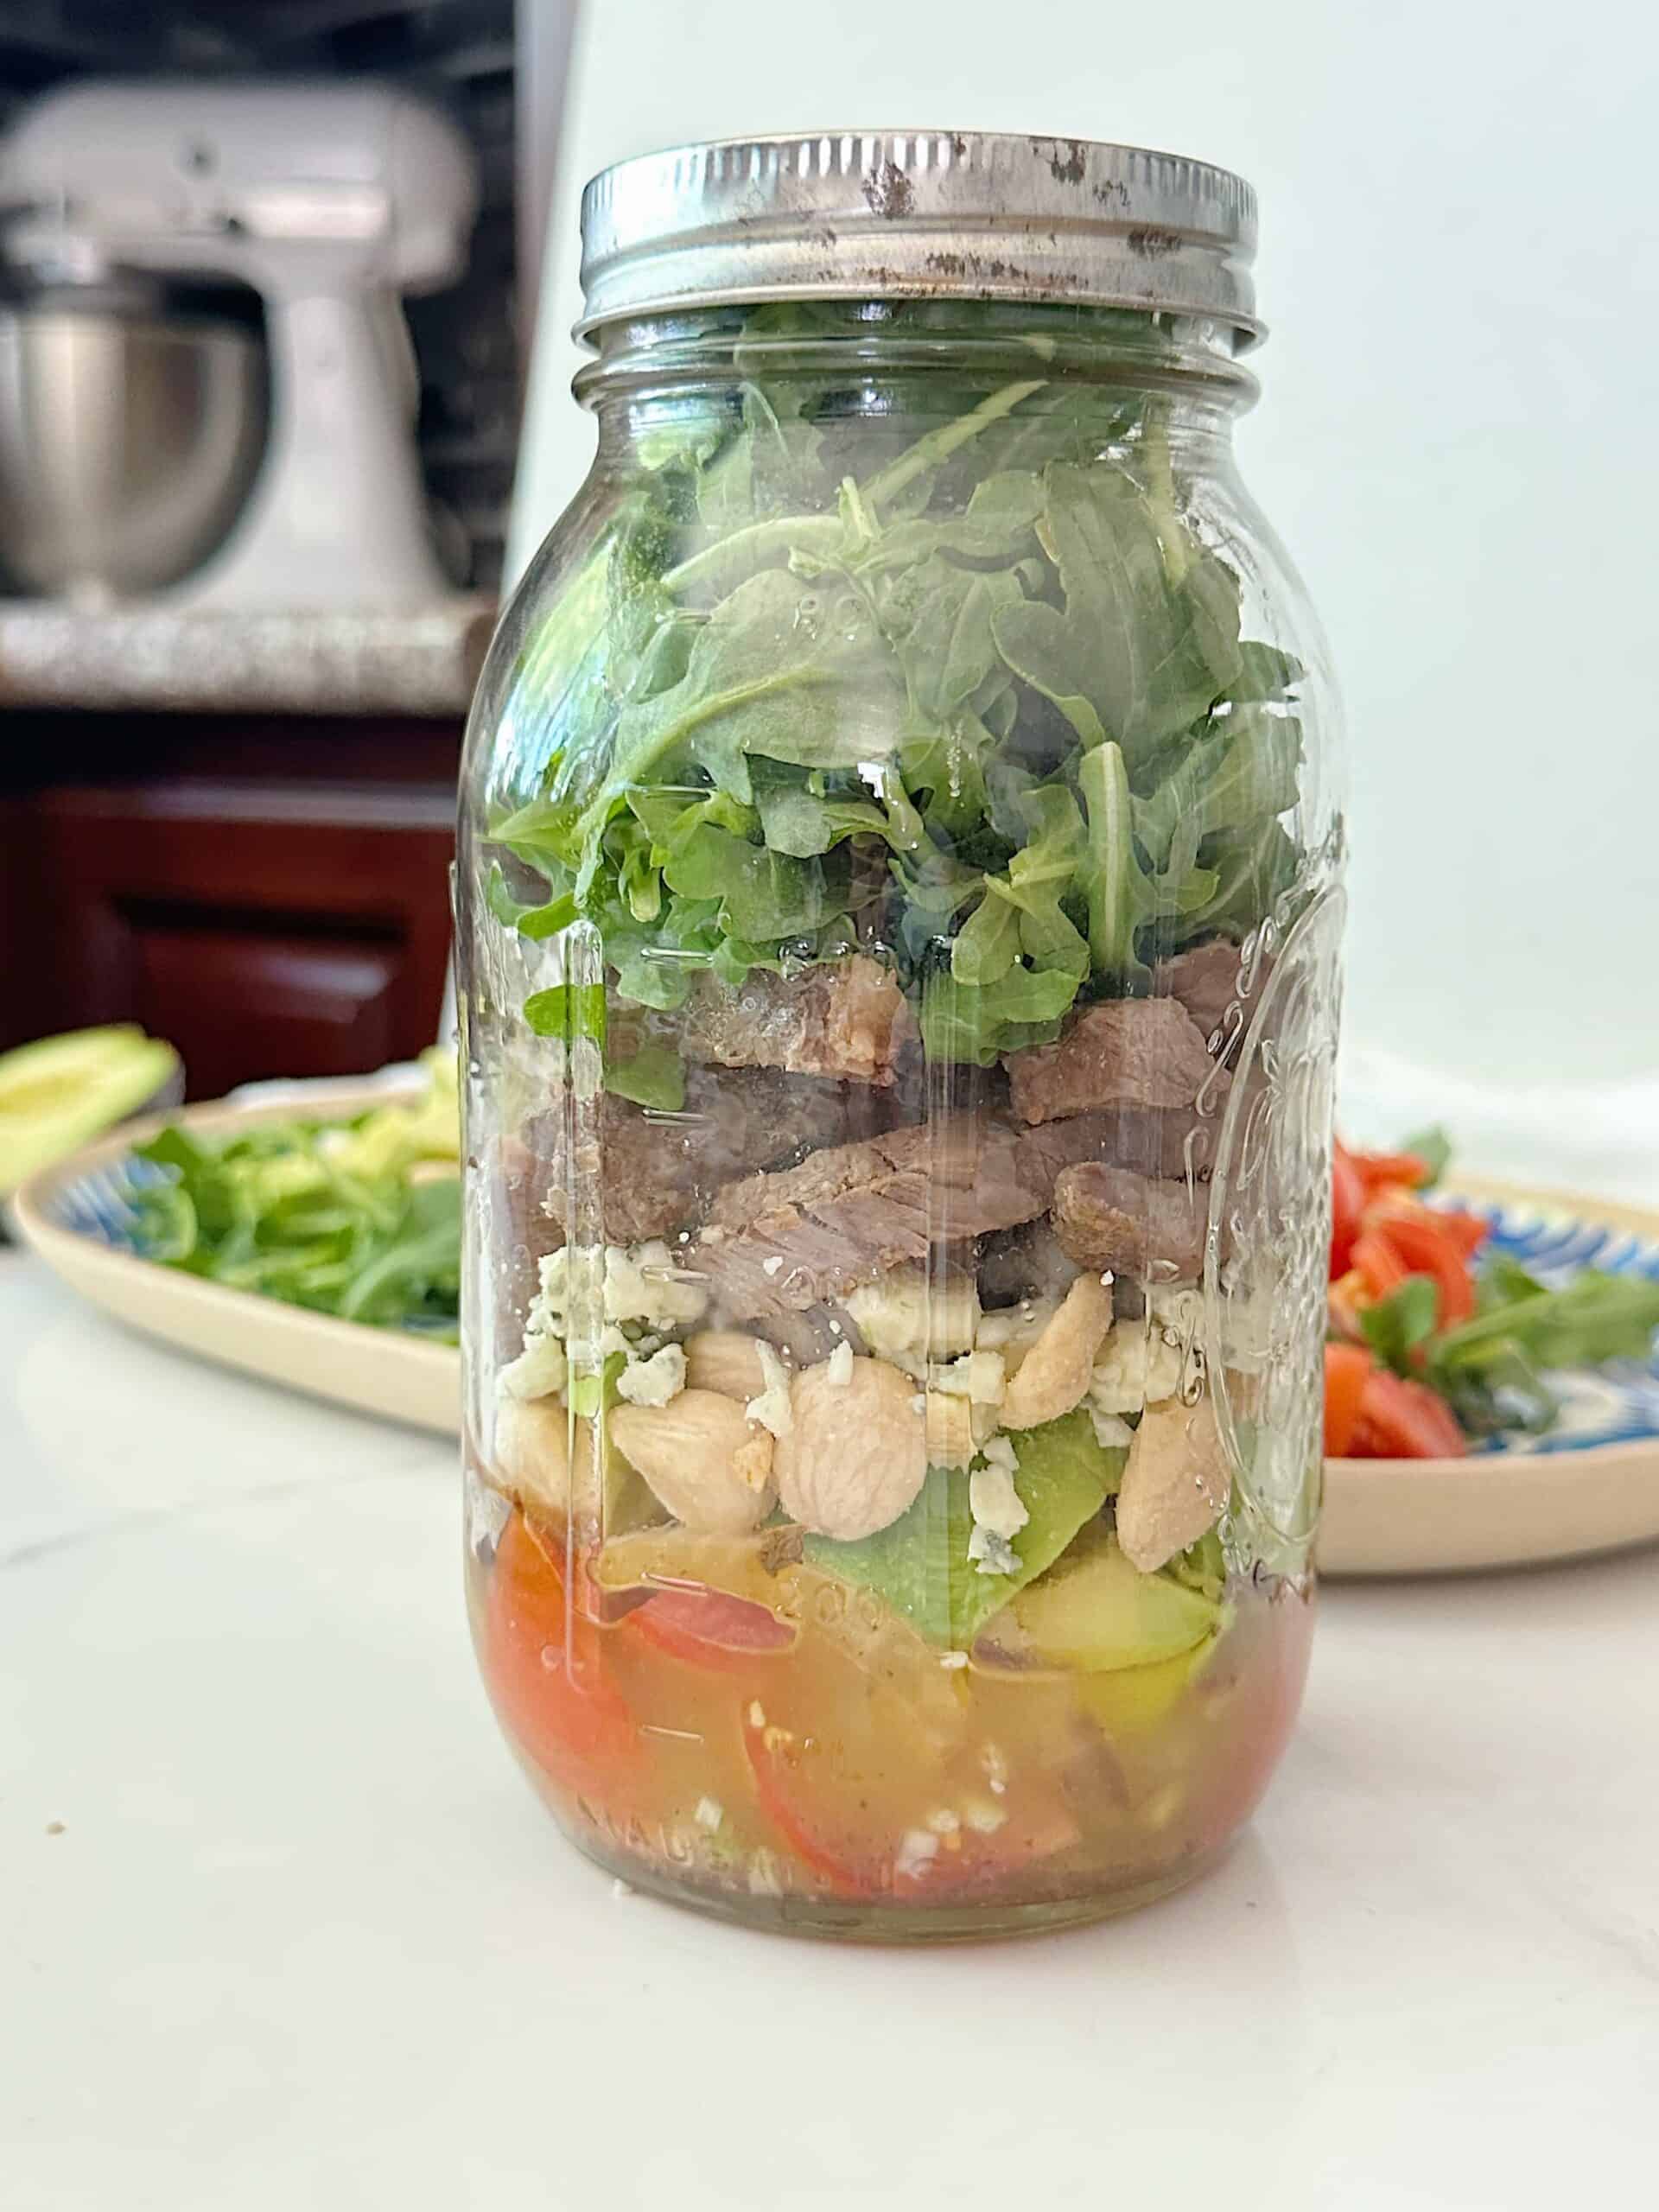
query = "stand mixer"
xmin=0 ymin=81 xmax=479 ymax=608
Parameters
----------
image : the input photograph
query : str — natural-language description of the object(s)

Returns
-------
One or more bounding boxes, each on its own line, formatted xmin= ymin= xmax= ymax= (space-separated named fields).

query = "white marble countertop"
xmin=3 ymin=1249 xmax=1655 ymax=2210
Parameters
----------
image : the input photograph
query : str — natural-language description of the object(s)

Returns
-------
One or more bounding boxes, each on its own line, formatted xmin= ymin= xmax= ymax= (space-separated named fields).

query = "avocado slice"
xmin=803 ymin=1408 xmax=1122 ymax=1649
xmin=978 ymin=1524 xmax=1222 ymax=1673
xmin=0 ymin=1027 xmax=180 ymax=1196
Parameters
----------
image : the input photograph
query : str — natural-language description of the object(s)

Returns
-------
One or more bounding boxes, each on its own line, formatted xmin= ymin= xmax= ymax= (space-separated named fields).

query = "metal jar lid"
xmin=577 ymin=129 xmax=1259 ymax=343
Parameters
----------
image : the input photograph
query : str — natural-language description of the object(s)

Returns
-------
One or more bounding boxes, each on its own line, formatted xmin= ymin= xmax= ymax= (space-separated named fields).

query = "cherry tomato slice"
xmin=482 ymin=1509 xmax=637 ymax=1799
xmin=1364 ymin=1206 xmax=1478 ymax=1325
xmin=1331 ymin=1145 xmax=1367 ymax=1277
xmin=1427 ymin=1206 xmax=1491 ymax=1260
xmin=1323 ymin=1342 xmax=1375 ymax=1456
xmin=631 ymin=1585 xmax=796 ymax=1673
xmin=1348 ymin=1148 xmax=1433 ymax=1196
xmin=1351 ymin=1228 xmax=1413 ymax=1301
xmin=741 ymin=1686 xmax=1077 ymax=1901
xmin=1349 ymin=1370 xmax=1468 ymax=1459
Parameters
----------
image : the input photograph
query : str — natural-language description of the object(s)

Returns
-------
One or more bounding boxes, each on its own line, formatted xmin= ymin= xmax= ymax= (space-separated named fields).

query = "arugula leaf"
xmin=1438 ymin=1270 xmax=1659 ymax=1373
xmin=1077 ymin=741 xmax=1156 ymax=987
xmin=1400 ymin=1125 xmax=1453 ymax=1185
xmin=523 ymin=982 xmax=607 ymax=1041
xmin=992 ymin=461 xmax=1243 ymax=758
xmin=1357 ymin=1276 xmax=1440 ymax=1375
xmin=490 ymin=303 xmax=1313 ymax=1052
xmin=917 ymin=959 xmax=1081 ymax=1065
xmin=604 ymin=1043 xmax=685 ymax=1112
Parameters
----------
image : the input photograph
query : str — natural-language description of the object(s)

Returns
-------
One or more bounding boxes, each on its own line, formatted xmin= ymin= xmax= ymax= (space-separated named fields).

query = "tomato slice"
xmin=1364 ymin=1206 xmax=1478 ymax=1325
xmin=631 ymin=1584 xmax=796 ymax=1673
xmin=1348 ymin=1370 xmax=1467 ymax=1459
xmin=744 ymin=1711 xmax=882 ymax=1895
xmin=1323 ymin=1342 xmax=1375 ymax=1456
xmin=1351 ymin=1227 xmax=1413 ymax=1301
xmin=1429 ymin=1206 xmax=1491 ymax=1260
xmin=1331 ymin=1145 xmax=1367 ymax=1277
xmin=741 ymin=1679 xmax=1077 ymax=1901
xmin=482 ymin=1509 xmax=638 ymax=1799
xmin=1349 ymin=1147 xmax=1433 ymax=1195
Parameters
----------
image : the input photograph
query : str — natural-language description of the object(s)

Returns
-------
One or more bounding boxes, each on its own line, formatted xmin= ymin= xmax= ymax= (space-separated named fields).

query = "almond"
xmin=610 ymin=1389 xmax=775 ymax=1535
xmin=1001 ymin=1273 xmax=1115 ymax=1429
xmin=774 ymin=1356 xmax=927 ymax=1539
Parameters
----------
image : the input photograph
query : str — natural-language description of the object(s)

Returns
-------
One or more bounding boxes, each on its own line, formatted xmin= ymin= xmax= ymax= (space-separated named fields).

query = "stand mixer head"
xmin=0 ymin=81 xmax=480 ymax=608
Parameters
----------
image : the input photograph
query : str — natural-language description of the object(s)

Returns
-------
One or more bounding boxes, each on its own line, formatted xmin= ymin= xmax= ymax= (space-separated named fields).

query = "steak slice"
xmin=530 ymin=1065 xmax=900 ymax=1247
xmin=695 ymin=1112 xmax=1122 ymax=1319
xmin=1051 ymin=1162 xmax=1208 ymax=1283
xmin=1003 ymin=997 xmax=1220 ymax=1126
xmin=679 ymin=954 xmax=914 ymax=1086
xmin=1156 ymin=940 xmax=1246 ymax=1045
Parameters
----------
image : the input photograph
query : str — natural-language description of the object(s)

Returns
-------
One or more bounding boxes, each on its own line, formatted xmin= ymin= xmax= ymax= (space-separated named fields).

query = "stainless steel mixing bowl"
xmin=0 ymin=301 xmax=268 ymax=597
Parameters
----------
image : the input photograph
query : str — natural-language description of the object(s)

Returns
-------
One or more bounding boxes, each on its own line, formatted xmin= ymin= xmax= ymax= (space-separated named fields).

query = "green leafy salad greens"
xmin=128 ymin=1052 xmax=461 ymax=1335
xmin=1361 ymin=1259 xmax=1659 ymax=1440
xmin=489 ymin=303 xmax=1306 ymax=1061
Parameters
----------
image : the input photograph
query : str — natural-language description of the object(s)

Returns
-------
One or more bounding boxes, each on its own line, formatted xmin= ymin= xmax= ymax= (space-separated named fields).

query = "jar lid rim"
xmin=575 ymin=129 xmax=1261 ymax=344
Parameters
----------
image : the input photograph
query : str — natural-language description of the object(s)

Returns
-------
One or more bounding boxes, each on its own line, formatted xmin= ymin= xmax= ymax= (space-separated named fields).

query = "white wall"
xmin=509 ymin=0 xmax=1659 ymax=1106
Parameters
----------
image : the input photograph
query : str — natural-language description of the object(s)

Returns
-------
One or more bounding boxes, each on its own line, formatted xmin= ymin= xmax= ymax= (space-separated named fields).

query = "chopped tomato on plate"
xmin=1325 ymin=1141 xmax=1496 ymax=1458
xmin=1322 ymin=1343 xmax=1375 ymax=1456
xmin=1348 ymin=1368 xmax=1468 ymax=1460
xmin=1331 ymin=1144 xmax=1368 ymax=1276
xmin=1324 ymin=1343 xmax=1468 ymax=1460
xmin=1363 ymin=1205 xmax=1480 ymax=1325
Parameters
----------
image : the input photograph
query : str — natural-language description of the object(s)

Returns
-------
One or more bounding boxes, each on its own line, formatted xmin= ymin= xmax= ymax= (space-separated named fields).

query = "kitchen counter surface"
xmin=2 ymin=1249 xmax=1654 ymax=2209
xmin=0 ymin=598 xmax=495 ymax=716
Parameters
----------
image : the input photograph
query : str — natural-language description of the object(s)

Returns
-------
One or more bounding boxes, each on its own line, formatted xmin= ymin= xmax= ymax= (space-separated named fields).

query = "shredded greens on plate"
xmin=127 ymin=1052 xmax=461 ymax=1337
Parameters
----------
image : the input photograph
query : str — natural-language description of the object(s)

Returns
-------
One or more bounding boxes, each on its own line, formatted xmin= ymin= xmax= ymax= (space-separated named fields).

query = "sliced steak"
xmin=695 ymin=1112 xmax=1122 ymax=1319
xmin=483 ymin=1129 xmax=569 ymax=1357
xmin=529 ymin=1065 xmax=901 ymax=1247
xmin=1156 ymin=938 xmax=1277 ymax=1066
xmin=1003 ymin=997 xmax=1220 ymax=1126
xmin=1157 ymin=940 xmax=1246 ymax=1046
xmin=1051 ymin=1162 xmax=1208 ymax=1283
xmin=679 ymin=954 xmax=914 ymax=1086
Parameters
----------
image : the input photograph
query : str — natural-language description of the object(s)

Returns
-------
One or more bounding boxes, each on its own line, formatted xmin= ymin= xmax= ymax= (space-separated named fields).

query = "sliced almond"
xmin=683 ymin=1328 xmax=771 ymax=1400
xmin=1001 ymin=1274 xmax=1115 ymax=1430
xmin=1116 ymin=1395 xmax=1230 ymax=1572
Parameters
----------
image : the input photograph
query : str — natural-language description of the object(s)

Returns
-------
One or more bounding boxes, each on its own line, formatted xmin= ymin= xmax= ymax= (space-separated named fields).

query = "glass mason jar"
xmin=457 ymin=132 xmax=1344 ymax=1938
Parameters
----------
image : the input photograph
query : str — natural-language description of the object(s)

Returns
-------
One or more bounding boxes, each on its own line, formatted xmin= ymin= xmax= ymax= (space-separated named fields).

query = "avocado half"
xmin=0 ymin=1026 xmax=181 ymax=1197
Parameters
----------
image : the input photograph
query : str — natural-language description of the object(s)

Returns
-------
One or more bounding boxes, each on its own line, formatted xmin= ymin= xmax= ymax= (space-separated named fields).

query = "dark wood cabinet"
xmin=1 ymin=712 xmax=461 ymax=1098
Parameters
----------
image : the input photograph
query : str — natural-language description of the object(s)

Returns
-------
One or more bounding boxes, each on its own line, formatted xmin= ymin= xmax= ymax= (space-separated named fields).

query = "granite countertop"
xmin=0 ymin=597 xmax=498 ymax=717
xmin=2 ymin=1251 xmax=1655 ymax=2207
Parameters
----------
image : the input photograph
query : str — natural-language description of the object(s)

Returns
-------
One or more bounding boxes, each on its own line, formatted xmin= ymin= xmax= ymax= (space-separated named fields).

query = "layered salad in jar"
xmin=462 ymin=308 xmax=1326 ymax=1932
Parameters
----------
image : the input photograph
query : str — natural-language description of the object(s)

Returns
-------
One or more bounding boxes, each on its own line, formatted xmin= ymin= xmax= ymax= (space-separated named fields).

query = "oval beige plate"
xmin=1319 ymin=1176 xmax=1659 ymax=1576
xmin=7 ymin=1081 xmax=459 ymax=1438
